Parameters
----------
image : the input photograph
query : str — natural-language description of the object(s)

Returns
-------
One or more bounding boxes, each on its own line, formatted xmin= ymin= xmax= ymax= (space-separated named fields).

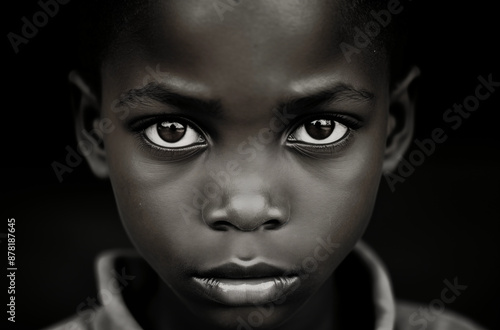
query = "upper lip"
xmin=196 ymin=262 xmax=296 ymax=279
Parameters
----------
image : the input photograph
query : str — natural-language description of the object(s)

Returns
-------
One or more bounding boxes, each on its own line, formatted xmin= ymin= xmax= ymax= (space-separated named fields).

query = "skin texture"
xmin=72 ymin=0 xmax=417 ymax=329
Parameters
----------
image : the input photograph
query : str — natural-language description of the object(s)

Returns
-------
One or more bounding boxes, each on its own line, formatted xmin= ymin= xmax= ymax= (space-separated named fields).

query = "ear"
xmin=382 ymin=66 xmax=421 ymax=173
xmin=68 ymin=71 xmax=109 ymax=179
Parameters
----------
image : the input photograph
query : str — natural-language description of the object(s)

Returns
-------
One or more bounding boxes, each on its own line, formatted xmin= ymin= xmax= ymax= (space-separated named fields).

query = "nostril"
xmin=262 ymin=219 xmax=283 ymax=230
xmin=211 ymin=219 xmax=283 ymax=231
xmin=202 ymin=198 xmax=290 ymax=231
xmin=212 ymin=220 xmax=231 ymax=231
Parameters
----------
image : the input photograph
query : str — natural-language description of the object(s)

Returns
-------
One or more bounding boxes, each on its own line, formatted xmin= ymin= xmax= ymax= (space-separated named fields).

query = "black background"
xmin=2 ymin=1 xmax=499 ymax=329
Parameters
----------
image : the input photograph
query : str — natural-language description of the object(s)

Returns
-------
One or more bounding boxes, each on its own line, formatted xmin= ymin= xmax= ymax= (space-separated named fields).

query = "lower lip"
xmin=193 ymin=276 xmax=299 ymax=306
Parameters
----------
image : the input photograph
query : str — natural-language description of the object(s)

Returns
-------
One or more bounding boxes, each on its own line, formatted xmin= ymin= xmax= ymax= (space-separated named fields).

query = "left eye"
xmin=144 ymin=120 xmax=205 ymax=148
xmin=288 ymin=119 xmax=348 ymax=144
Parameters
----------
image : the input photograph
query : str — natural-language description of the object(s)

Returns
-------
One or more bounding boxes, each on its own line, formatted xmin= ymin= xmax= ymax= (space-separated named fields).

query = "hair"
xmin=76 ymin=0 xmax=153 ymax=99
xmin=339 ymin=0 xmax=413 ymax=88
xmin=76 ymin=0 xmax=413 ymax=98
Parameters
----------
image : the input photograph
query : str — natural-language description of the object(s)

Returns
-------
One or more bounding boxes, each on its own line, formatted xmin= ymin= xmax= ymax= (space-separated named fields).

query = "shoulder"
xmin=41 ymin=304 xmax=114 ymax=330
xmin=41 ymin=313 xmax=96 ymax=330
xmin=41 ymin=249 xmax=145 ymax=330
xmin=394 ymin=300 xmax=487 ymax=330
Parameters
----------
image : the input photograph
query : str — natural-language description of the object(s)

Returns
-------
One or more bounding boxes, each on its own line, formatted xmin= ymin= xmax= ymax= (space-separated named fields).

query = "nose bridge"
xmin=202 ymin=152 xmax=289 ymax=231
xmin=208 ymin=141 xmax=280 ymax=191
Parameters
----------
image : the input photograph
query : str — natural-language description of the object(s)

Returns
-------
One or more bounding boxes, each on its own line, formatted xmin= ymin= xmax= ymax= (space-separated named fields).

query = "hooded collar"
xmin=91 ymin=241 xmax=396 ymax=330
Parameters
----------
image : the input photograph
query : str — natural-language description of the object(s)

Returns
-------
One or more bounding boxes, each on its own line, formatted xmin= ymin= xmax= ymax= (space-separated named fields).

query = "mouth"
xmin=192 ymin=262 xmax=299 ymax=306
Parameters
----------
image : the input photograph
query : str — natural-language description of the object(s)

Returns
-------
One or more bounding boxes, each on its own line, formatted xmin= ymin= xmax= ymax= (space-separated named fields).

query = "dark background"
xmin=2 ymin=1 xmax=499 ymax=329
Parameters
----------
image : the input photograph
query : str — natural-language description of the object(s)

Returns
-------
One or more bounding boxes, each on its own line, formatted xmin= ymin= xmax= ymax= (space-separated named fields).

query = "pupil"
xmin=157 ymin=121 xmax=186 ymax=142
xmin=305 ymin=119 xmax=334 ymax=140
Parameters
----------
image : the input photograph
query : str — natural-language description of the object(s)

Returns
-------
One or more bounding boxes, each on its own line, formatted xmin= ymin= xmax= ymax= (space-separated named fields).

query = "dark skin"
xmin=71 ymin=1 xmax=418 ymax=329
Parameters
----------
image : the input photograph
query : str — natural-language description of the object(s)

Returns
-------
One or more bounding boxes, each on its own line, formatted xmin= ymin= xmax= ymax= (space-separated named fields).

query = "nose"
xmin=203 ymin=192 xmax=289 ymax=231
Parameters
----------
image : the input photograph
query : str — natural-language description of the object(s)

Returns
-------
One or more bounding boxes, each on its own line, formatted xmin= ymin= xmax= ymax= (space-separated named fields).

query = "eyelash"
xmin=129 ymin=115 xmax=209 ymax=161
xmin=286 ymin=131 xmax=354 ymax=159
xmin=284 ymin=112 xmax=361 ymax=156
xmin=128 ymin=112 xmax=362 ymax=159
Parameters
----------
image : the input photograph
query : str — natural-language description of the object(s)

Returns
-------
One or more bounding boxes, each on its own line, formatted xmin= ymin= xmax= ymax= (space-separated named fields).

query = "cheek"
xmin=285 ymin=116 xmax=387 ymax=266
xmin=103 ymin=128 xmax=209 ymax=277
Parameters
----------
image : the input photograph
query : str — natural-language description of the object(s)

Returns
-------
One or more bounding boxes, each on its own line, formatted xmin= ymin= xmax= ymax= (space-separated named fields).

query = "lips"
xmin=192 ymin=262 xmax=299 ymax=306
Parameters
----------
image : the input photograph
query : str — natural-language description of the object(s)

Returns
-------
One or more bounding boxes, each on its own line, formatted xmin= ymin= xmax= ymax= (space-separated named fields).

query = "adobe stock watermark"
xmin=384 ymin=73 xmax=499 ymax=192
xmin=178 ymin=107 xmax=299 ymax=224
xmin=7 ymin=0 xmax=71 ymax=54
xmin=408 ymin=277 xmax=467 ymax=329
xmin=340 ymin=0 xmax=412 ymax=63
xmin=65 ymin=267 xmax=136 ymax=329
xmin=236 ymin=232 xmax=340 ymax=330
xmin=213 ymin=0 xmax=243 ymax=22
xmin=51 ymin=64 xmax=170 ymax=183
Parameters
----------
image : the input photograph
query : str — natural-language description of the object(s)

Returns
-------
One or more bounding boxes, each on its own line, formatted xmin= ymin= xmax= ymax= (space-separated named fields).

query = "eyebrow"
xmin=277 ymin=83 xmax=375 ymax=115
xmin=117 ymin=81 xmax=374 ymax=117
xmin=117 ymin=82 xmax=223 ymax=118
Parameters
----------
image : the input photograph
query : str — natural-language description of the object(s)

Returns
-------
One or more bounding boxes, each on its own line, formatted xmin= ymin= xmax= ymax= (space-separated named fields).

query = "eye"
xmin=288 ymin=119 xmax=348 ymax=145
xmin=144 ymin=120 xmax=205 ymax=148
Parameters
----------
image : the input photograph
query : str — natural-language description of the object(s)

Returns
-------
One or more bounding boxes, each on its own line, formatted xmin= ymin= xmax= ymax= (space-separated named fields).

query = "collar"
xmin=92 ymin=241 xmax=396 ymax=330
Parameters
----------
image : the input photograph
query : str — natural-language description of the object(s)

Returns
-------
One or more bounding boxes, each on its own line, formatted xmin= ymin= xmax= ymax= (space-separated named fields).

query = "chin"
xmin=190 ymin=303 xmax=298 ymax=330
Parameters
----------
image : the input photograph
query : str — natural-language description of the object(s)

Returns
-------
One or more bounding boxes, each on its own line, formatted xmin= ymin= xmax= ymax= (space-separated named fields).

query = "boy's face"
xmin=98 ymin=0 xmax=392 ymax=328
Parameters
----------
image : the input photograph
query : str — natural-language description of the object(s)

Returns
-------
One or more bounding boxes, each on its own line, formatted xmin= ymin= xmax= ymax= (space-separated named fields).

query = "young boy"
xmin=48 ymin=0 xmax=485 ymax=329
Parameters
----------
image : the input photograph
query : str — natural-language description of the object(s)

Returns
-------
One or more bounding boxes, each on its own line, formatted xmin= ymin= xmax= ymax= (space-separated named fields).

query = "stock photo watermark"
xmin=51 ymin=64 xmax=170 ymax=182
xmin=7 ymin=0 xmax=71 ymax=54
xmin=178 ymin=107 xmax=299 ymax=224
xmin=408 ymin=277 xmax=467 ymax=329
xmin=384 ymin=73 xmax=499 ymax=192
xmin=340 ymin=0 xmax=413 ymax=63
xmin=66 ymin=266 xmax=136 ymax=329
xmin=5 ymin=218 xmax=16 ymax=323
xmin=236 ymin=232 xmax=340 ymax=330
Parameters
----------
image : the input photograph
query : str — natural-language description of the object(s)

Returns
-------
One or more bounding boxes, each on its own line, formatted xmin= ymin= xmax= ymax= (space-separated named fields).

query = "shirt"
xmin=45 ymin=241 xmax=485 ymax=330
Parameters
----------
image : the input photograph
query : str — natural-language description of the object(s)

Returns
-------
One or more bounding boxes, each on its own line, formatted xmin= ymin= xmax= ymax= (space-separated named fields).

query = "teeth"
xmin=201 ymin=277 xmax=220 ymax=287
xmin=219 ymin=280 xmax=275 ymax=293
xmin=195 ymin=276 xmax=296 ymax=291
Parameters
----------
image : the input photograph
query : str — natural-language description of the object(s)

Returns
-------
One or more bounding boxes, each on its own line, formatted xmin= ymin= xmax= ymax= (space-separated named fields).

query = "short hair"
xmin=76 ymin=0 xmax=412 ymax=98
xmin=76 ymin=0 xmax=151 ymax=99
xmin=339 ymin=0 xmax=413 ymax=87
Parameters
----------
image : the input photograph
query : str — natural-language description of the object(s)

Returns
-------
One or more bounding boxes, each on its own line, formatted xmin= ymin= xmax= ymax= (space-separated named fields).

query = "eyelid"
xmin=285 ymin=132 xmax=355 ymax=159
xmin=135 ymin=133 xmax=208 ymax=161
xmin=128 ymin=114 xmax=210 ymax=161
xmin=284 ymin=112 xmax=361 ymax=157
xmin=284 ymin=112 xmax=361 ymax=143
xmin=284 ymin=111 xmax=362 ymax=136
xmin=127 ymin=113 xmax=206 ymax=133
xmin=144 ymin=122 xmax=205 ymax=148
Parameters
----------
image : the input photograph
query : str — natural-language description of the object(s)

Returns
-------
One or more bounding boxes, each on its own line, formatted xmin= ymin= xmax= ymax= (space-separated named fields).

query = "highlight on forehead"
xmin=77 ymin=0 xmax=404 ymax=96
xmin=79 ymin=0 xmax=393 ymax=64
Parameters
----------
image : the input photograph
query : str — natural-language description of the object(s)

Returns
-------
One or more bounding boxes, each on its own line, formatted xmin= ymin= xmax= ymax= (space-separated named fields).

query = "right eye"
xmin=288 ymin=119 xmax=349 ymax=145
xmin=144 ymin=120 xmax=205 ymax=148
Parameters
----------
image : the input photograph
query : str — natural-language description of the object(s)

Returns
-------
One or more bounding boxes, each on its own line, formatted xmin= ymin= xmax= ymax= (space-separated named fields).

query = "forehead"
xmin=154 ymin=0 xmax=341 ymax=64
xmin=103 ymin=0 xmax=387 ymax=108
